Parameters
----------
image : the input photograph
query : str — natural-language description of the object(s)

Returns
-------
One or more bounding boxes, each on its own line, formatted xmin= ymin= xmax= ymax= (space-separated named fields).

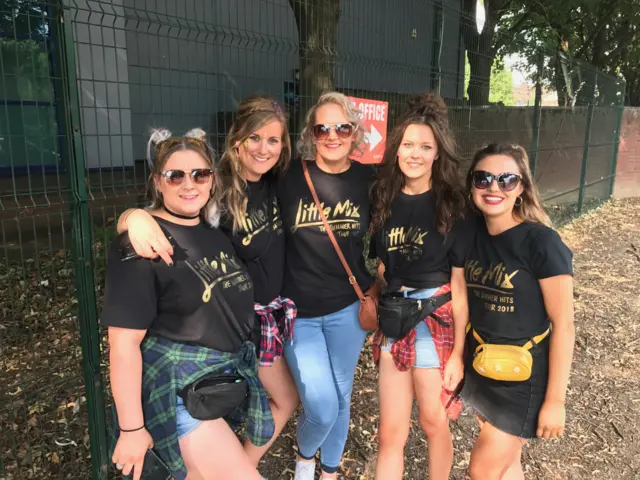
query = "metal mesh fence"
xmin=0 ymin=0 xmax=626 ymax=478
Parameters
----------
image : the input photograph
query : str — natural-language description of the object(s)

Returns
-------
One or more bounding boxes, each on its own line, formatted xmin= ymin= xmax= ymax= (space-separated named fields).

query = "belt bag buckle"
xmin=472 ymin=344 xmax=533 ymax=382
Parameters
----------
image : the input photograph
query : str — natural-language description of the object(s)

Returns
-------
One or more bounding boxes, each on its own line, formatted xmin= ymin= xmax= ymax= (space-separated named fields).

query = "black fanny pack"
xmin=179 ymin=373 xmax=248 ymax=421
xmin=378 ymin=290 xmax=452 ymax=340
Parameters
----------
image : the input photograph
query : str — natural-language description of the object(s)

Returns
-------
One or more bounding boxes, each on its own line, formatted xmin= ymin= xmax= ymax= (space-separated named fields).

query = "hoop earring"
xmin=468 ymin=193 xmax=480 ymax=212
xmin=515 ymin=196 xmax=523 ymax=207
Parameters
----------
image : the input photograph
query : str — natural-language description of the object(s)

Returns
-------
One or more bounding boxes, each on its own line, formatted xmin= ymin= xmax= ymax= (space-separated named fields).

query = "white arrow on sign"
xmin=367 ymin=124 xmax=383 ymax=151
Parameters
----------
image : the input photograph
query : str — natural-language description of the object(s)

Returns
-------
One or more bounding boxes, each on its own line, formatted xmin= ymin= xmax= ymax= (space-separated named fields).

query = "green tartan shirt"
xmin=112 ymin=335 xmax=274 ymax=479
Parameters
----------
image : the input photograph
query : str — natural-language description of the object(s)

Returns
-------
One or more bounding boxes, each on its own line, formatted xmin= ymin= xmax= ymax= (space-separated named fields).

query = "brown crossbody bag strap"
xmin=301 ymin=160 xmax=366 ymax=302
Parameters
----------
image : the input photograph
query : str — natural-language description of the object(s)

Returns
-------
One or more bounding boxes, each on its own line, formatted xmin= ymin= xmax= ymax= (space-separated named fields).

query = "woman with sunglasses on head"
xmin=462 ymin=143 xmax=575 ymax=479
xmin=115 ymin=96 xmax=300 ymax=475
xmin=369 ymin=93 xmax=471 ymax=480
xmin=102 ymin=128 xmax=270 ymax=480
xmin=277 ymin=91 xmax=377 ymax=480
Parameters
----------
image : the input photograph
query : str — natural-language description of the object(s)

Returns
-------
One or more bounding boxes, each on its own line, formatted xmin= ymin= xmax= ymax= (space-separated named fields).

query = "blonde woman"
xmin=115 ymin=97 xmax=299 ymax=474
xmin=277 ymin=92 xmax=377 ymax=480
xmin=103 ymin=129 xmax=269 ymax=480
xmin=462 ymin=144 xmax=575 ymax=479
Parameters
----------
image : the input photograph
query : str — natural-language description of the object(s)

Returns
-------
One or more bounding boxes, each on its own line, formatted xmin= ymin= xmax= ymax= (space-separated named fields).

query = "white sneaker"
xmin=294 ymin=459 xmax=316 ymax=480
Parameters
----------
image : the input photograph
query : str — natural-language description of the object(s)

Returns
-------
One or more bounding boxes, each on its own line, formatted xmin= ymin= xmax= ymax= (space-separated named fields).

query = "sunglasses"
xmin=471 ymin=170 xmax=523 ymax=192
xmin=312 ymin=123 xmax=355 ymax=140
xmin=159 ymin=169 xmax=214 ymax=186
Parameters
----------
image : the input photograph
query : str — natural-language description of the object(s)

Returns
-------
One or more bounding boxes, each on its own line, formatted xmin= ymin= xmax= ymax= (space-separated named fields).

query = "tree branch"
xmin=573 ymin=0 xmax=622 ymax=59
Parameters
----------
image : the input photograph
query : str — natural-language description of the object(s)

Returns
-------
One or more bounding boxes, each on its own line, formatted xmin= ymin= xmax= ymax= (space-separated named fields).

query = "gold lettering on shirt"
xmin=291 ymin=199 xmax=361 ymax=234
xmin=465 ymin=260 xmax=519 ymax=313
xmin=386 ymin=226 xmax=428 ymax=252
xmin=185 ymin=252 xmax=247 ymax=302
xmin=241 ymin=198 xmax=282 ymax=246
xmin=465 ymin=260 xmax=519 ymax=290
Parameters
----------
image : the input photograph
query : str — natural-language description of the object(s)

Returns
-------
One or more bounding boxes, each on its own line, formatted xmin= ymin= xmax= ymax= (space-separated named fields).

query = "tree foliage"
xmin=462 ymin=0 xmax=637 ymax=106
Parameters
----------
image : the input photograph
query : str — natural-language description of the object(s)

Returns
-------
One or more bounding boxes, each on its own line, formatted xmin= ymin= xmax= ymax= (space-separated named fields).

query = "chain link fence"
xmin=0 ymin=0 xmax=625 ymax=478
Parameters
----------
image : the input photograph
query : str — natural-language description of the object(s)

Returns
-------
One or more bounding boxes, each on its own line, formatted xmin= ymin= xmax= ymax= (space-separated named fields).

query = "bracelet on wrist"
xmin=119 ymin=424 xmax=144 ymax=433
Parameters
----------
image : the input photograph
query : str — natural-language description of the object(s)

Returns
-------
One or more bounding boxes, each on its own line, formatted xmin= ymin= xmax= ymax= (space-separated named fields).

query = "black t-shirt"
xmin=220 ymin=176 xmax=285 ymax=305
xmin=100 ymin=217 xmax=255 ymax=352
xmin=278 ymin=160 xmax=375 ymax=317
xmin=464 ymin=219 xmax=573 ymax=342
xmin=371 ymin=190 xmax=474 ymax=291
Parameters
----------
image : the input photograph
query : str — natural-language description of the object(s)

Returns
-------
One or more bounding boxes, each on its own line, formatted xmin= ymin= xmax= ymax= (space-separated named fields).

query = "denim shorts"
xmin=380 ymin=287 xmax=441 ymax=369
xmin=175 ymin=394 xmax=202 ymax=439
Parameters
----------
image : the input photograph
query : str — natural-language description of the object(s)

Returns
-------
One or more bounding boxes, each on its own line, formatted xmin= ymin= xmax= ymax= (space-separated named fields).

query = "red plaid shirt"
xmin=372 ymin=284 xmax=463 ymax=420
xmin=254 ymin=297 xmax=297 ymax=367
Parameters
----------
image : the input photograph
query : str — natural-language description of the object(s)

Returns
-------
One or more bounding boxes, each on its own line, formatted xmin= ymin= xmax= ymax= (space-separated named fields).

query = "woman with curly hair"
xmin=370 ymin=93 xmax=472 ymax=480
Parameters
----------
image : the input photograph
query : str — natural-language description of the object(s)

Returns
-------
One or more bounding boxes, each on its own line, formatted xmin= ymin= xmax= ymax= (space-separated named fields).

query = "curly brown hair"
xmin=370 ymin=92 xmax=467 ymax=235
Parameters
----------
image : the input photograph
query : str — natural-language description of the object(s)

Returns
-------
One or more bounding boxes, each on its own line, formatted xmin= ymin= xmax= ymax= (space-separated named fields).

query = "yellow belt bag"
xmin=466 ymin=324 xmax=550 ymax=382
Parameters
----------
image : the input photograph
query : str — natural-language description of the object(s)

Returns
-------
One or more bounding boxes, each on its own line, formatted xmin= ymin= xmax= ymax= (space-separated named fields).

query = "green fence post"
xmin=608 ymin=79 xmax=626 ymax=197
xmin=529 ymin=50 xmax=544 ymax=177
xmin=577 ymin=102 xmax=595 ymax=215
xmin=60 ymin=9 xmax=109 ymax=480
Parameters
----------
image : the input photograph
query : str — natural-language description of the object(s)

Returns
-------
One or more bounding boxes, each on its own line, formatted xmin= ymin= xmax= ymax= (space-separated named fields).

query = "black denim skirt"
xmin=460 ymin=330 xmax=550 ymax=439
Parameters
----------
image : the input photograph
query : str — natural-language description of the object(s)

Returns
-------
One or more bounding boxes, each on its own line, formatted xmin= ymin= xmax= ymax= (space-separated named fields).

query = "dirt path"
xmin=261 ymin=197 xmax=640 ymax=480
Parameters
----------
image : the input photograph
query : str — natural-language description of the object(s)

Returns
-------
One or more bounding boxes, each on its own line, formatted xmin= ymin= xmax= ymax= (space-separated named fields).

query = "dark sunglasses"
xmin=159 ymin=169 xmax=214 ymax=186
xmin=471 ymin=170 xmax=523 ymax=192
xmin=312 ymin=123 xmax=355 ymax=140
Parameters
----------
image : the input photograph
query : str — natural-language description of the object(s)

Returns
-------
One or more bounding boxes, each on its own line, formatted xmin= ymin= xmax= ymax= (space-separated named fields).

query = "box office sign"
xmin=347 ymin=96 xmax=389 ymax=164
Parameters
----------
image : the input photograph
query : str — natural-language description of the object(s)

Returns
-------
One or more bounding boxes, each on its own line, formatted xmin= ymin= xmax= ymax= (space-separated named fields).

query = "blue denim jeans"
xmin=283 ymin=301 xmax=368 ymax=473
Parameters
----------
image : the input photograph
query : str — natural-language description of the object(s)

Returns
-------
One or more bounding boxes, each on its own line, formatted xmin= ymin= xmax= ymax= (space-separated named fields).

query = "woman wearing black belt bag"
xmin=369 ymin=93 xmax=472 ymax=480
xmin=462 ymin=143 xmax=575 ymax=479
xmin=115 ymin=97 xmax=300 ymax=476
xmin=102 ymin=129 xmax=270 ymax=480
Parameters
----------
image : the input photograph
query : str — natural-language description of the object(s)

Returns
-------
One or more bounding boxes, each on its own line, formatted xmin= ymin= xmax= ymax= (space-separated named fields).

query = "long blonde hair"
xmin=146 ymin=128 xmax=222 ymax=226
xmin=466 ymin=143 xmax=552 ymax=227
xmin=296 ymin=91 xmax=365 ymax=161
xmin=217 ymin=95 xmax=291 ymax=232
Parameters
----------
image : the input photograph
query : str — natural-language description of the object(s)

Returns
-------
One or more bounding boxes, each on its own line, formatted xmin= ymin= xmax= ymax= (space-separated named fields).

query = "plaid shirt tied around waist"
xmin=372 ymin=283 xmax=463 ymax=420
xmin=111 ymin=335 xmax=274 ymax=480
xmin=254 ymin=296 xmax=297 ymax=367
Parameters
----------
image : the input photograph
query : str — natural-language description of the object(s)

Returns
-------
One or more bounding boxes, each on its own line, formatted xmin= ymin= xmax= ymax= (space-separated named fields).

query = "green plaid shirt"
xmin=113 ymin=335 xmax=274 ymax=479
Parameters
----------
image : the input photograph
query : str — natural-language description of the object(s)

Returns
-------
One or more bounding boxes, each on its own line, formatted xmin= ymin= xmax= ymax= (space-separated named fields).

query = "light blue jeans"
xmin=283 ymin=301 xmax=368 ymax=473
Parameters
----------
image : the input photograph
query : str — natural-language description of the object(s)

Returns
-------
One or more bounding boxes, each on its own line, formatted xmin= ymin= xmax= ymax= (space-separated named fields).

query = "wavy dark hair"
xmin=370 ymin=92 xmax=467 ymax=235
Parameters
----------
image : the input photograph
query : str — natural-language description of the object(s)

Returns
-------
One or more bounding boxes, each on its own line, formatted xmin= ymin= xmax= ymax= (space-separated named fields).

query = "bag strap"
xmin=467 ymin=324 xmax=550 ymax=350
xmin=301 ymin=160 xmax=366 ymax=302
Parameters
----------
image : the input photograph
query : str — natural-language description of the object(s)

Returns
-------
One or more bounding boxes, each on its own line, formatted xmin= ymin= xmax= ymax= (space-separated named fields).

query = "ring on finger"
xmin=116 ymin=463 xmax=123 ymax=470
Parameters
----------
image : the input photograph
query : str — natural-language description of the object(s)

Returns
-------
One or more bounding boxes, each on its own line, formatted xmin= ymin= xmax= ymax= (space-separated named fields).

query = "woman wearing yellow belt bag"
xmin=461 ymin=143 xmax=575 ymax=480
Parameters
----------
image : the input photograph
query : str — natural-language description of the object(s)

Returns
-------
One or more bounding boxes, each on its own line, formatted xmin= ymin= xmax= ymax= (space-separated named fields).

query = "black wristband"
xmin=119 ymin=425 xmax=144 ymax=433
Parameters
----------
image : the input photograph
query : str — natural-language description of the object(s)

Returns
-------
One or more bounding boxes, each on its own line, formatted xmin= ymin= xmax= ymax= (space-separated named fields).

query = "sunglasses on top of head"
xmin=312 ymin=123 xmax=356 ymax=140
xmin=471 ymin=170 xmax=523 ymax=192
xmin=159 ymin=169 xmax=214 ymax=186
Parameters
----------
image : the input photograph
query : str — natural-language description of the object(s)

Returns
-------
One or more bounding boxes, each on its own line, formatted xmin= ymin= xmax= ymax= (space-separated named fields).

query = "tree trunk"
xmin=467 ymin=41 xmax=493 ymax=106
xmin=289 ymin=0 xmax=341 ymax=134
xmin=461 ymin=0 xmax=502 ymax=106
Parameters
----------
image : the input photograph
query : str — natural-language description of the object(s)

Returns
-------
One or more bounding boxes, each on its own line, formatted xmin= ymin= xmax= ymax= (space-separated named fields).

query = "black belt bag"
xmin=179 ymin=373 xmax=248 ymax=421
xmin=378 ymin=291 xmax=452 ymax=340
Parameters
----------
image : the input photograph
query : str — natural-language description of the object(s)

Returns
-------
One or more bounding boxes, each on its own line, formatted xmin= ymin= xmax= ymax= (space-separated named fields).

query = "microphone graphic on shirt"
xmin=241 ymin=200 xmax=280 ymax=245
xmin=186 ymin=253 xmax=250 ymax=302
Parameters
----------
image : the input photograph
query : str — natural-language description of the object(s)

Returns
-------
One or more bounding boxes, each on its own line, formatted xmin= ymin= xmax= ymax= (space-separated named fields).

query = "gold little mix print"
xmin=465 ymin=260 xmax=519 ymax=313
xmin=292 ymin=199 xmax=362 ymax=237
xmin=186 ymin=252 xmax=252 ymax=302
xmin=383 ymin=226 xmax=428 ymax=261
xmin=241 ymin=197 xmax=282 ymax=246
